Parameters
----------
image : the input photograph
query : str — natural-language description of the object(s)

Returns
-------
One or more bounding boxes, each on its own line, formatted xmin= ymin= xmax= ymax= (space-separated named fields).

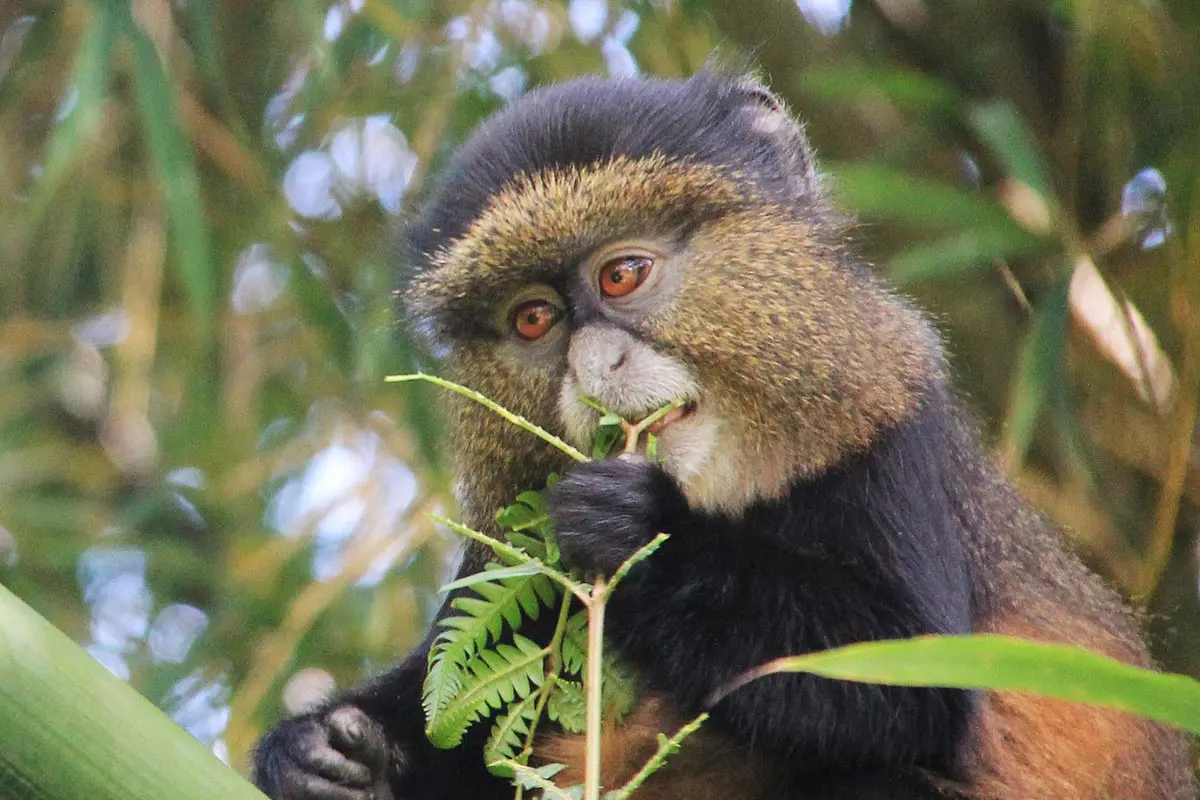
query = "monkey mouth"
xmin=646 ymin=401 xmax=697 ymax=436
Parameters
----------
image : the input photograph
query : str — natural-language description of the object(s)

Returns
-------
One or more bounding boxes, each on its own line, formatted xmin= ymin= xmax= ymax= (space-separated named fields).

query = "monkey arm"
xmin=253 ymin=600 xmax=514 ymax=800
xmin=605 ymin=529 xmax=974 ymax=774
xmin=551 ymin=404 xmax=978 ymax=778
xmin=343 ymin=643 xmax=511 ymax=799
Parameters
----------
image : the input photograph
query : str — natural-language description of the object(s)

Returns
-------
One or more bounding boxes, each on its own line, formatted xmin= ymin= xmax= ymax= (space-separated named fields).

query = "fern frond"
xmin=426 ymin=634 xmax=549 ymax=748
xmin=490 ymin=761 xmax=580 ymax=800
xmin=424 ymin=571 xmax=556 ymax=733
xmin=547 ymin=679 xmax=586 ymax=734
xmin=433 ymin=572 xmax=556 ymax=667
xmin=484 ymin=693 xmax=540 ymax=768
xmin=561 ymin=611 xmax=588 ymax=676
xmin=601 ymin=657 xmax=639 ymax=722
xmin=422 ymin=656 xmax=464 ymax=728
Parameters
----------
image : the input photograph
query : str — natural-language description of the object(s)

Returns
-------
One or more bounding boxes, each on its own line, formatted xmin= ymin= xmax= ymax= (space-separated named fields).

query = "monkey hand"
xmin=254 ymin=705 xmax=396 ymax=800
xmin=550 ymin=454 xmax=685 ymax=577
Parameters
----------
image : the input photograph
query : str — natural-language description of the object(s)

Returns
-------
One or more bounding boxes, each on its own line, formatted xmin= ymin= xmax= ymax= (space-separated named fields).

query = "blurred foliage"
xmin=0 ymin=0 xmax=1197 ymax=779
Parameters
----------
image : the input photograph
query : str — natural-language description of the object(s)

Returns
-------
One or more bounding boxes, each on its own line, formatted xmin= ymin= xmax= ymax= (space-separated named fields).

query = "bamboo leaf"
xmin=119 ymin=8 xmax=216 ymax=322
xmin=733 ymin=635 xmax=1200 ymax=734
xmin=969 ymin=101 xmax=1056 ymax=205
xmin=1004 ymin=280 xmax=1070 ymax=466
xmin=889 ymin=225 xmax=1047 ymax=283
xmin=829 ymin=164 xmax=1022 ymax=231
xmin=800 ymin=67 xmax=959 ymax=114
xmin=0 ymin=585 xmax=265 ymax=800
xmin=25 ymin=5 xmax=114 ymax=231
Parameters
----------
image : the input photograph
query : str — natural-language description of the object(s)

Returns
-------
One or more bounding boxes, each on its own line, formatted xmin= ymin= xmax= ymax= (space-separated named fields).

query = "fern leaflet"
xmin=426 ymin=634 xmax=548 ymax=748
xmin=484 ymin=693 xmax=540 ymax=769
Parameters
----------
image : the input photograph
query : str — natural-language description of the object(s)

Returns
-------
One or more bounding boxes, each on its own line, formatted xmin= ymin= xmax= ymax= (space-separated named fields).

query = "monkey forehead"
xmin=406 ymin=71 xmax=815 ymax=263
xmin=406 ymin=156 xmax=753 ymax=330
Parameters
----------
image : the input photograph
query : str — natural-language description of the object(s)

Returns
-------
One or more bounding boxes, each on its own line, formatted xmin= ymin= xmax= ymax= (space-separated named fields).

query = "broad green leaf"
xmin=120 ymin=9 xmax=216 ymax=322
xmin=889 ymin=225 xmax=1046 ymax=283
xmin=25 ymin=5 xmax=113 ymax=231
xmin=969 ymin=101 xmax=1056 ymax=205
xmin=800 ymin=67 xmax=959 ymax=114
xmin=1004 ymin=280 xmax=1069 ymax=466
xmin=828 ymin=164 xmax=1028 ymax=231
xmin=741 ymin=634 xmax=1200 ymax=734
xmin=0 ymin=585 xmax=265 ymax=800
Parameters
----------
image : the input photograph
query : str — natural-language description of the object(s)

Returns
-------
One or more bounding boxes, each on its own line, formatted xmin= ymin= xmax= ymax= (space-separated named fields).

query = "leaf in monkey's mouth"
xmin=646 ymin=400 xmax=697 ymax=436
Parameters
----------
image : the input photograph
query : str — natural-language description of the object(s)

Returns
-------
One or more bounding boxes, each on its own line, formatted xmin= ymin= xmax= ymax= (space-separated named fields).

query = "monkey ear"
xmin=735 ymin=76 xmax=821 ymax=200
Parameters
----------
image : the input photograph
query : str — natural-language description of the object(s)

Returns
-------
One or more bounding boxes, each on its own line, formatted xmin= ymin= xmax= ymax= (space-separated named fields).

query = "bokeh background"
xmin=1 ymin=0 xmax=1197 ymax=777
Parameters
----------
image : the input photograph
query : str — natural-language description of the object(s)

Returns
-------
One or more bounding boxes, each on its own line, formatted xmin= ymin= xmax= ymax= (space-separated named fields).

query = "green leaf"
xmin=425 ymin=567 xmax=559 ymax=747
xmin=484 ymin=694 xmax=539 ymax=768
xmin=421 ymin=656 xmax=464 ymax=731
xmin=889 ymin=225 xmax=1047 ymax=283
xmin=0 ymin=585 xmax=265 ymax=799
xmin=1003 ymin=280 xmax=1070 ymax=466
xmin=25 ymin=5 xmax=114 ymax=232
xmin=829 ymin=164 xmax=1026 ymax=231
xmin=741 ymin=635 xmax=1200 ymax=735
xmin=426 ymin=635 xmax=548 ymax=748
xmin=591 ymin=424 xmax=623 ymax=459
xmin=119 ymin=8 xmax=216 ymax=322
xmin=504 ymin=532 xmax=548 ymax=561
xmin=493 ymin=760 xmax=576 ymax=800
xmin=441 ymin=573 xmax=553 ymax=652
xmin=288 ymin=258 xmax=356 ymax=376
xmin=547 ymin=680 xmax=586 ymax=733
xmin=968 ymin=101 xmax=1056 ymax=204
xmin=799 ymin=67 xmax=959 ymax=114
xmin=602 ymin=713 xmax=709 ymax=800
xmin=441 ymin=562 xmax=546 ymax=593
xmin=600 ymin=657 xmax=639 ymax=722
xmin=560 ymin=611 xmax=588 ymax=675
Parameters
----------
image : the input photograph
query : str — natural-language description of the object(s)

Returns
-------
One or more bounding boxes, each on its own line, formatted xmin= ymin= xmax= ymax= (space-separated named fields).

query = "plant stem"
xmin=583 ymin=579 xmax=608 ymax=800
xmin=387 ymin=373 xmax=589 ymax=462
xmin=603 ymin=713 xmax=709 ymax=800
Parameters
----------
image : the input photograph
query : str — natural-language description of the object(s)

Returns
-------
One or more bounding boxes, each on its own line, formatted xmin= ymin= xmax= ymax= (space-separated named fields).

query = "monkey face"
xmin=404 ymin=73 xmax=940 ymax=515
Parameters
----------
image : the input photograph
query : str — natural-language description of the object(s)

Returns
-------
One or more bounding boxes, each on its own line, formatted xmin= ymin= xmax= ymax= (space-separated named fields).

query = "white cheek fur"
xmin=556 ymin=325 xmax=797 ymax=515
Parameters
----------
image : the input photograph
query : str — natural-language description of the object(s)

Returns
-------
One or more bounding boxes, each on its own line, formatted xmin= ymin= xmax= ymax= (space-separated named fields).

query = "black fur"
xmin=254 ymin=385 xmax=982 ymax=799
xmin=553 ymin=387 xmax=977 ymax=776
xmin=405 ymin=71 xmax=817 ymax=268
xmin=255 ymin=73 xmax=983 ymax=800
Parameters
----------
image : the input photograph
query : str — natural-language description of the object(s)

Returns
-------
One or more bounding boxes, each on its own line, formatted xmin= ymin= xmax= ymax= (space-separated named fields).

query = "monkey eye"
xmin=511 ymin=299 xmax=562 ymax=341
xmin=598 ymin=255 xmax=653 ymax=299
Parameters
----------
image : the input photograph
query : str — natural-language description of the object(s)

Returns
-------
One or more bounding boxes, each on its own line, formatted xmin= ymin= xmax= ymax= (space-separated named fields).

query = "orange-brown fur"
xmin=967 ymin=612 xmax=1189 ymax=800
xmin=537 ymin=698 xmax=782 ymax=800
xmin=406 ymin=75 xmax=1195 ymax=800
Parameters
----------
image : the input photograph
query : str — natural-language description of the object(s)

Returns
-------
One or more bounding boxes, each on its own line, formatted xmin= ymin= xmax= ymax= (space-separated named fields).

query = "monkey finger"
xmin=289 ymin=770 xmax=376 ymax=800
xmin=304 ymin=744 xmax=374 ymax=788
xmin=326 ymin=705 xmax=390 ymax=773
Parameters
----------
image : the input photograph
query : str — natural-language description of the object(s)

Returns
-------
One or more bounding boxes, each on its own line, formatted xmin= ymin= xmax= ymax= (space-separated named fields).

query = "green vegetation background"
xmin=1 ymin=0 xmax=1197 ymax=779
